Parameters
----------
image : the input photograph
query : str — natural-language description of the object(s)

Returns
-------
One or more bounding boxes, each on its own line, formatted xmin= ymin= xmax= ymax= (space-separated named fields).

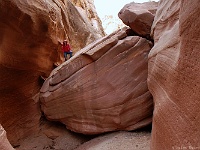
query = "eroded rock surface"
xmin=0 ymin=0 xmax=104 ymax=144
xmin=0 ymin=125 xmax=14 ymax=150
xmin=70 ymin=0 xmax=105 ymax=36
xmin=118 ymin=2 xmax=158 ymax=39
xmin=40 ymin=27 xmax=153 ymax=134
xmin=148 ymin=0 xmax=200 ymax=149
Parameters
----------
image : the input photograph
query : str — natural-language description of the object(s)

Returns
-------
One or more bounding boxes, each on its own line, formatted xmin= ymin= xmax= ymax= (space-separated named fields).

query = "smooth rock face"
xmin=0 ymin=0 xmax=104 ymax=144
xmin=150 ymin=0 xmax=180 ymax=43
xmin=118 ymin=2 xmax=158 ymax=39
xmin=148 ymin=0 xmax=200 ymax=149
xmin=0 ymin=125 xmax=14 ymax=150
xmin=40 ymin=27 xmax=153 ymax=134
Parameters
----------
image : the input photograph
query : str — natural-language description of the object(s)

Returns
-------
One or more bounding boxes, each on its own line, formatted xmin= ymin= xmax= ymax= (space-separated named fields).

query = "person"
xmin=61 ymin=40 xmax=73 ymax=61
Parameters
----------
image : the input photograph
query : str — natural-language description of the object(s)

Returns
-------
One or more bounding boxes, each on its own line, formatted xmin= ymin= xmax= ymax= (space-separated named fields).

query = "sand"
xmin=75 ymin=131 xmax=151 ymax=150
xmin=15 ymin=121 xmax=151 ymax=150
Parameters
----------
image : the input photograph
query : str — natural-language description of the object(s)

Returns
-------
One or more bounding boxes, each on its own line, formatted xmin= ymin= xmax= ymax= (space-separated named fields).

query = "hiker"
xmin=61 ymin=40 xmax=73 ymax=61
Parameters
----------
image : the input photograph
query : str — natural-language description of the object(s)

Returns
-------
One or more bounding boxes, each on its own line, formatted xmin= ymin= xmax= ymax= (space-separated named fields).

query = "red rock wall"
xmin=70 ymin=0 xmax=105 ymax=36
xmin=0 ymin=125 xmax=15 ymax=150
xmin=0 ymin=0 xmax=104 ymax=145
xmin=148 ymin=0 xmax=200 ymax=149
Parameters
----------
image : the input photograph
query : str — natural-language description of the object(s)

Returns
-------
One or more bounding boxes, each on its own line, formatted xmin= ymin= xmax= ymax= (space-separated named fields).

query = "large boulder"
xmin=0 ymin=125 xmax=14 ymax=150
xmin=118 ymin=2 xmax=158 ymax=39
xmin=148 ymin=0 xmax=200 ymax=149
xmin=39 ymin=27 xmax=153 ymax=134
xmin=0 ymin=0 xmax=104 ymax=144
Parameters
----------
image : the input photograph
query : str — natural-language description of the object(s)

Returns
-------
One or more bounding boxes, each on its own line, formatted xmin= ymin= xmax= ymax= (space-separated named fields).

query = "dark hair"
xmin=63 ymin=41 xmax=67 ymax=46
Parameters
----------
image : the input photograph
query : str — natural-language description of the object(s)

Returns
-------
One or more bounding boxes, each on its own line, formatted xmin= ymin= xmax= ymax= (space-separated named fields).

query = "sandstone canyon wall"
xmin=0 ymin=124 xmax=14 ymax=150
xmin=39 ymin=27 xmax=153 ymax=134
xmin=148 ymin=0 xmax=200 ymax=149
xmin=0 ymin=0 xmax=104 ymax=145
xmin=70 ymin=0 xmax=105 ymax=36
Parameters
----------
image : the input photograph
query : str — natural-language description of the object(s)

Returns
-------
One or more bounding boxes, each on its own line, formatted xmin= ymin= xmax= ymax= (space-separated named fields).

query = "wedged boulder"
xmin=148 ymin=0 xmax=200 ymax=149
xmin=40 ymin=27 xmax=153 ymax=134
xmin=118 ymin=1 xmax=158 ymax=39
xmin=0 ymin=0 xmax=104 ymax=144
xmin=0 ymin=125 xmax=14 ymax=150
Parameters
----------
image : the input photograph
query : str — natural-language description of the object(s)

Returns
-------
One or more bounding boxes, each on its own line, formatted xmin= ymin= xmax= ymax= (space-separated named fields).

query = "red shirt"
xmin=62 ymin=44 xmax=71 ymax=52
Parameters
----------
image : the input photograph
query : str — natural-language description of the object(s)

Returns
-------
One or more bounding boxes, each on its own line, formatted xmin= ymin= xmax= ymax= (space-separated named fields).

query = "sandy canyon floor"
xmin=15 ymin=121 xmax=151 ymax=150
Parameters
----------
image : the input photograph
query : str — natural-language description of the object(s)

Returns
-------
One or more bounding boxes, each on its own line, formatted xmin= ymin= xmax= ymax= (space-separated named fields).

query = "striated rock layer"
xmin=0 ymin=0 xmax=104 ymax=144
xmin=40 ymin=27 xmax=153 ymax=134
xmin=118 ymin=2 xmax=158 ymax=39
xmin=148 ymin=0 xmax=200 ymax=149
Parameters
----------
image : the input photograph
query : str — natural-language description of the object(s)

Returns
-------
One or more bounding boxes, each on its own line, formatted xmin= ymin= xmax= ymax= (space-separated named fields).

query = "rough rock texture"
xmin=0 ymin=0 xmax=104 ymax=145
xmin=40 ymin=27 xmax=153 ymax=135
xmin=118 ymin=2 xmax=158 ymax=39
xmin=148 ymin=0 xmax=200 ymax=149
xmin=70 ymin=0 xmax=105 ymax=36
xmin=0 ymin=125 xmax=15 ymax=150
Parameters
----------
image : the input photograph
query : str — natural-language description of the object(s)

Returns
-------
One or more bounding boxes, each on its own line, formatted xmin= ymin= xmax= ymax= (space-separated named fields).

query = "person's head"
xmin=63 ymin=40 xmax=67 ymax=45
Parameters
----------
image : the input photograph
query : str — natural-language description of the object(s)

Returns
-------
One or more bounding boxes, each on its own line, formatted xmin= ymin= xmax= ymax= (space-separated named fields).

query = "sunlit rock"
xmin=118 ymin=1 xmax=158 ymax=39
xmin=70 ymin=0 xmax=105 ymax=36
xmin=0 ymin=125 xmax=14 ymax=150
xmin=40 ymin=27 xmax=153 ymax=134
